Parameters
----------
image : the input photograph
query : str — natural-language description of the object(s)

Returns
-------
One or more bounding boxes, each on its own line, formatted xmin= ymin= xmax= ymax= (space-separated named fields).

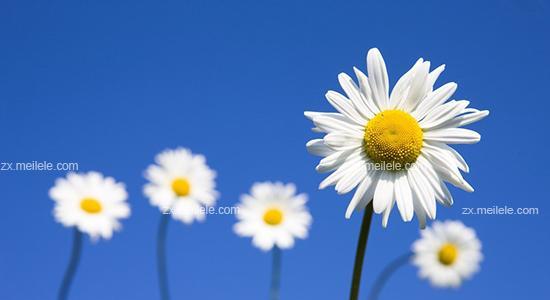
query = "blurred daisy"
xmin=49 ymin=171 xmax=130 ymax=240
xmin=144 ymin=148 xmax=219 ymax=224
xmin=412 ymin=220 xmax=482 ymax=288
xmin=234 ymin=182 xmax=312 ymax=251
xmin=305 ymin=48 xmax=489 ymax=227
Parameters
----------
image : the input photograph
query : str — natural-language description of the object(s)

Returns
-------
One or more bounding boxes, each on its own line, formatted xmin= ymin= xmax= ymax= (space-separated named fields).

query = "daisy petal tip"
xmin=345 ymin=210 xmax=353 ymax=219
xmin=480 ymin=110 xmax=490 ymax=118
xmin=304 ymin=111 xmax=316 ymax=120
xmin=373 ymin=199 xmax=386 ymax=214
xmin=367 ymin=47 xmax=381 ymax=56
xmin=337 ymin=72 xmax=348 ymax=80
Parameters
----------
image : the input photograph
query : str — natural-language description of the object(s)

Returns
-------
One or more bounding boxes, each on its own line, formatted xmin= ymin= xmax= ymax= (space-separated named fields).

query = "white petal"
xmin=407 ymin=165 xmax=436 ymax=219
xmin=422 ymin=146 xmax=472 ymax=192
xmin=316 ymin=148 xmax=358 ymax=173
xmin=373 ymin=171 xmax=394 ymax=214
xmin=424 ymin=128 xmax=481 ymax=144
xmin=415 ymin=156 xmax=447 ymax=212
xmin=325 ymin=91 xmax=366 ymax=125
xmin=435 ymin=109 xmax=490 ymax=129
xmin=439 ymin=170 xmax=474 ymax=193
xmin=318 ymin=150 xmax=364 ymax=188
xmin=426 ymin=64 xmax=445 ymax=92
xmin=306 ymin=139 xmax=334 ymax=157
xmin=426 ymin=141 xmax=469 ymax=172
xmin=338 ymin=72 xmax=375 ymax=119
xmin=353 ymin=67 xmax=380 ymax=114
xmin=355 ymin=171 xmax=382 ymax=212
xmin=437 ymin=180 xmax=455 ymax=206
xmin=390 ymin=58 xmax=423 ymax=108
xmin=252 ymin=233 xmax=275 ymax=251
xmin=394 ymin=172 xmax=414 ymax=221
xmin=323 ymin=132 xmax=363 ymax=150
xmin=335 ymin=161 xmax=367 ymax=194
xmin=345 ymin=170 xmax=377 ymax=218
xmin=412 ymin=197 xmax=427 ymax=229
xmin=412 ymin=82 xmax=457 ymax=120
xmin=367 ymin=48 xmax=389 ymax=110
xmin=310 ymin=114 xmax=364 ymax=135
xmin=420 ymin=100 xmax=470 ymax=130
xmin=401 ymin=61 xmax=430 ymax=112
xmin=381 ymin=197 xmax=395 ymax=228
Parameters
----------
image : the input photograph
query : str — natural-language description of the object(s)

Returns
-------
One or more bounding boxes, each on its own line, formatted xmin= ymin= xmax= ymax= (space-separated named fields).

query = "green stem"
xmin=349 ymin=201 xmax=374 ymax=300
xmin=270 ymin=246 xmax=282 ymax=300
xmin=368 ymin=252 xmax=412 ymax=300
xmin=58 ymin=228 xmax=83 ymax=300
xmin=157 ymin=214 xmax=171 ymax=300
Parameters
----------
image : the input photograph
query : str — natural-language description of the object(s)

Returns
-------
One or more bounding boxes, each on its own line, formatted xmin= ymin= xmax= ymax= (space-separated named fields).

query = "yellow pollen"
xmin=171 ymin=178 xmax=191 ymax=197
xmin=364 ymin=110 xmax=423 ymax=170
xmin=438 ymin=243 xmax=459 ymax=266
xmin=80 ymin=197 xmax=102 ymax=214
xmin=263 ymin=208 xmax=284 ymax=226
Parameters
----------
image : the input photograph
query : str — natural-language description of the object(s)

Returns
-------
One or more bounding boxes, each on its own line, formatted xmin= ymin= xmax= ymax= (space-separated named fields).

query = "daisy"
xmin=234 ymin=182 xmax=312 ymax=251
xmin=305 ymin=48 xmax=489 ymax=227
xmin=49 ymin=171 xmax=131 ymax=240
xmin=412 ymin=220 xmax=483 ymax=288
xmin=143 ymin=148 xmax=219 ymax=224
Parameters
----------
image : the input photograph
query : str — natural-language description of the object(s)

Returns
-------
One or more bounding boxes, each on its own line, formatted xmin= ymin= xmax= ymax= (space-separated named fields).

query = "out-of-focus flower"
xmin=234 ymin=182 xmax=312 ymax=251
xmin=412 ymin=220 xmax=483 ymax=287
xmin=49 ymin=171 xmax=130 ymax=240
xmin=144 ymin=148 xmax=218 ymax=224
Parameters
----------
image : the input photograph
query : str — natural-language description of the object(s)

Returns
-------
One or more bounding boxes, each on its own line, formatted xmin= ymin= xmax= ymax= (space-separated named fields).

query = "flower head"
xmin=144 ymin=148 xmax=219 ymax=224
xmin=49 ymin=171 xmax=131 ymax=240
xmin=234 ymin=182 xmax=312 ymax=251
xmin=305 ymin=48 xmax=489 ymax=227
xmin=412 ymin=220 xmax=482 ymax=288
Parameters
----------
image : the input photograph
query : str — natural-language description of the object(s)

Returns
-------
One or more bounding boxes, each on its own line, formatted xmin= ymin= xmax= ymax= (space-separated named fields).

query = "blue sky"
xmin=1 ymin=0 xmax=549 ymax=299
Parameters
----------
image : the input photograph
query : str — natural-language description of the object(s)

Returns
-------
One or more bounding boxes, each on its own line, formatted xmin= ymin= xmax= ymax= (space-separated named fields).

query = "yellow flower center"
xmin=80 ymin=197 xmax=102 ymax=214
xmin=364 ymin=110 xmax=423 ymax=170
xmin=263 ymin=208 xmax=284 ymax=226
xmin=171 ymin=178 xmax=191 ymax=197
xmin=438 ymin=243 xmax=459 ymax=266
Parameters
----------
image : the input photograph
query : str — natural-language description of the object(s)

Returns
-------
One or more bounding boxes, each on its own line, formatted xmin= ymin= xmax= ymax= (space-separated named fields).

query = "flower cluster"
xmin=48 ymin=48 xmax=488 ymax=299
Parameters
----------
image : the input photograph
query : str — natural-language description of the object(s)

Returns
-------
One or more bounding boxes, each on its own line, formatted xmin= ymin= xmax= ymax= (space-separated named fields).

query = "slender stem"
xmin=368 ymin=252 xmax=412 ymax=300
xmin=157 ymin=214 xmax=171 ymax=300
xmin=349 ymin=201 xmax=374 ymax=300
xmin=58 ymin=228 xmax=83 ymax=300
xmin=270 ymin=246 xmax=282 ymax=300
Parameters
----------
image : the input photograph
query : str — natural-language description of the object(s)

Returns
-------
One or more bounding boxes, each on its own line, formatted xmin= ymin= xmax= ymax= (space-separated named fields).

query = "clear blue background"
xmin=1 ymin=0 xmax=549 ymax=299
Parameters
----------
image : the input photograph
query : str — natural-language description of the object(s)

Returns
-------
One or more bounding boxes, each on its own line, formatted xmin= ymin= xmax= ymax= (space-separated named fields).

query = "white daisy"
xmin=412 ymin=220 xmax=482 ymax=288
xmin=49 ymin=171 xmax=131 ymax=240
xmin=305 ymin=48 xmax=489 ymax=227
xmin=144 ymin=148 xmax=219 ymax=224
xmin=234 ymin=182 xmax=312 ymax=251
